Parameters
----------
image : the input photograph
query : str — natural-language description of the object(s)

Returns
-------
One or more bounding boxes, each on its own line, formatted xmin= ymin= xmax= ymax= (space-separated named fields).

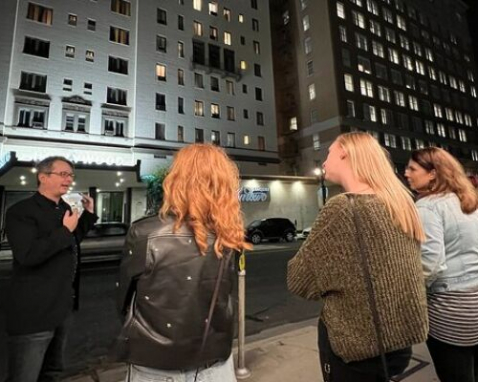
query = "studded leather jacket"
xmin=117 ymin=215 xmax=236 ymax=370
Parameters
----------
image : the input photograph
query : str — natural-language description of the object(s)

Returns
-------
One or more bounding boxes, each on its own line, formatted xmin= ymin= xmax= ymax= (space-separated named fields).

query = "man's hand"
xmin=81 ymin=193 xmax=95 ymax=214
xmin=63 ymin=210 xmax=79 ymax=232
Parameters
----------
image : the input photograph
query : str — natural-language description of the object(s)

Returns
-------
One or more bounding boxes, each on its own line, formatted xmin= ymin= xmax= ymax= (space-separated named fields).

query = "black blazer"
xmin=5 ymin=192 xmax=98 ymax=335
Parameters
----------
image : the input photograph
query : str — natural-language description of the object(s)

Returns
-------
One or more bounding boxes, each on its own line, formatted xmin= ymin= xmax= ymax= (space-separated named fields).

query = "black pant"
xmin=318 ymin=320 xmax=412 ymax=382
xmin=427 ymin=336 xmax=478 ymax=382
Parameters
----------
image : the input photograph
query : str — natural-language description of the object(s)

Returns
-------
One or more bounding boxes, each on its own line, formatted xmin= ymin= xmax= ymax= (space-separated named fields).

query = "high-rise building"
xmin=0 ymin=0 xmax=279 ymax=224
xmin=271 ymin=0 xmax=478 ymax=176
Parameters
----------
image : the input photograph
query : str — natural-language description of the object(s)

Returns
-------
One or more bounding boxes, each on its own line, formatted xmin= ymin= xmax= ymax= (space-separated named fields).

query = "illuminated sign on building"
xmin=239 ymin=187 xmax=270 ymax=202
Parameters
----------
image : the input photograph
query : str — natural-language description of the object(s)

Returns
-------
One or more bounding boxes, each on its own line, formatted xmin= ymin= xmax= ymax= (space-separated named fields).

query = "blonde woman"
xmin=405 ymin=147 xmax=478 ymax=382
xmin=288 ymin=132 xmax=428 ymax=382
xmin=117 ymin=144 xmax=251 ymax=381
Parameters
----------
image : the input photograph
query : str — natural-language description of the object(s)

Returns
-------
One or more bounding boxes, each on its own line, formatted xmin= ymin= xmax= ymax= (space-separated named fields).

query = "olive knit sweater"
xmin=288 ymin=194 xmax=428 ymax=363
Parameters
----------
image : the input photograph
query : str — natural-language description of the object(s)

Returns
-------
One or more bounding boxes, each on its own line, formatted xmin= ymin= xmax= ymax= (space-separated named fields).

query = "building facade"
xmin=0 ymin=0 xmax=282 ymax=228
xmin=271 ymin=0 xmax=478 ymax=177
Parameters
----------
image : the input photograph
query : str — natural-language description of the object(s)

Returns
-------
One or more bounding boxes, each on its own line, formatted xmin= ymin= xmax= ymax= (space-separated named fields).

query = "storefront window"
xmin=97 ymin=192 xmax=123 ymax=222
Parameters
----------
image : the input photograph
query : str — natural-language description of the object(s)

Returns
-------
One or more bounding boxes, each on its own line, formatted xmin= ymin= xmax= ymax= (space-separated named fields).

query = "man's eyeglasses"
xmin=47 ymin=171 xmax=76 ymax=179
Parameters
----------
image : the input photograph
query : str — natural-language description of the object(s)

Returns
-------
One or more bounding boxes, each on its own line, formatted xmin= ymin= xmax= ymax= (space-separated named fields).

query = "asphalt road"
xmin=0 ymin=241 xmax=321 ymax=378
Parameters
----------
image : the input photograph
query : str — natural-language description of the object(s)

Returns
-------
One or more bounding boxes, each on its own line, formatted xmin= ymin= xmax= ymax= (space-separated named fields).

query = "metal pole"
xmin=236 ymin=251 xmax=251 ymax=379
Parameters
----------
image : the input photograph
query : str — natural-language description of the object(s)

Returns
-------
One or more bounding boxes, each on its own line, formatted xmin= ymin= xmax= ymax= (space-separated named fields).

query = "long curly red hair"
xmin=160 ymin=144 xmax=252 ymax=257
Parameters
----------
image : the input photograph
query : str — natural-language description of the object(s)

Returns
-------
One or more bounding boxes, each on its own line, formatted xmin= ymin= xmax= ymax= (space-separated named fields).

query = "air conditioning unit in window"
xmin=104 ymin=129 xmax=115 ymax=136
xmin=32 ymin=122 xmax=44 ymax=129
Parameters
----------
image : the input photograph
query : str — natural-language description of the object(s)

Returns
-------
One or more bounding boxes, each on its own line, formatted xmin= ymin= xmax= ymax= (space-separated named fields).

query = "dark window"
xmin=211 ymin=77 xmax=219 ymax=91
xmin=257 ymin=112 xmax=264 ymax=125
xmin=177 ymin=125 xmax=184 ymax=142
xmin=258 ymin=136 xmax=265 ymax=151
xmin=254 ymin=64 xmax=261 ymax=77
xmin=242 ymin=84 xmax=248 ymax=93
xmin=240 ymin=36 xmax=246 ymax=45
xmin=375 ymin=63 xmax=388 ymax=80
xmin=87 ymin=19 xmax=96 ymax=31
xmin=193 ymin=41 xmax=206 ymax=65
xmin=178 ymin=15 xmax=184 ymax=30
xmin=111 ymin=0 xmax=131 ymax=16
xmin=224 ymin=49 xmax=235 ymax=72
xmin=178 ymin=97 xmax=184 ymax=114
xmin=20 ymin=72 xmax=47 ymax=93
xmin=251 ymin=0 xmax=258 ymax=9
xmin=155 ymin=123 xmax=165 ymax=140
xmin=107 ymin=87 xmax=127 ymax=105
xmin=156 ymin=93 xmax=166 ymax=111
xmin=391 ymin=69 xmax=403 ymax=85
xmin=108 ymin=56 xmax=128 ymax=74
xmin=157 ymin=9 xmax=167 ymax=25
xmin=209 ymin=44 xmax=221 ymax=69
xmin=243 ymin=109 xmax=249 ymax=119
xmin=23 ymin=36 xmax=50 ymax=58
xmin=255 ymin=87 xmax=263 ymax=101
xmin=252 ymin=18 xmax=259 ymax=32
xmin=27 ymin=3 xmax=53 ymax=25
xmin=396 ymin=112 xmax=409 ymax=130
xmin=157 ymin=36 xmax=167 ymax=52
xmin=195 ymin=128 xmax=204 ymax=143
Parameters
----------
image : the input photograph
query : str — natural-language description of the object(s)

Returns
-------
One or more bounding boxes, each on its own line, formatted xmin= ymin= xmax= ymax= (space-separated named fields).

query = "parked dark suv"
xmin=245 ymin=218 xmax=296 ymax=244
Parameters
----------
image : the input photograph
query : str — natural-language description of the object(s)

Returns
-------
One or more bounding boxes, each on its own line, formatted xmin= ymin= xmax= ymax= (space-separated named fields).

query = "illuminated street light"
xmin=313 ymin=165 xmax=327 ymax=208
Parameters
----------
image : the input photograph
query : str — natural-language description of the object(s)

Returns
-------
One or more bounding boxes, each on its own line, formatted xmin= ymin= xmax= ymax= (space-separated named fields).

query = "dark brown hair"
xmin=411 ymin=147 xmax=478 ymax=213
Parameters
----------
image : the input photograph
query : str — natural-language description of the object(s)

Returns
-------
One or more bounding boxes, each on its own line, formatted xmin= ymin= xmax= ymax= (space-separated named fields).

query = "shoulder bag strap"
xmin=194 ymin=251 xmax=229 ymax=381
xmin=347 ymin=195 xmax=390 ymax=382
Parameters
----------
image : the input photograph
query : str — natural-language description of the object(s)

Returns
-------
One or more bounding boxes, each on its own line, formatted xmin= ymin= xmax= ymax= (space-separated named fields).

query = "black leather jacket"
xmin=117 ymin=215 xmax=236 ymax=370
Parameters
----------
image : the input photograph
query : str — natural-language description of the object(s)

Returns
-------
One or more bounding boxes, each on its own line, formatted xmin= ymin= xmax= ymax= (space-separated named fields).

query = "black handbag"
xmin=347 ymin=195 xmax=390 ymax=381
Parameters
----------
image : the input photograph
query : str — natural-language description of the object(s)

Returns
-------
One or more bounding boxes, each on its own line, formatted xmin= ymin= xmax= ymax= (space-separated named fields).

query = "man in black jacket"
xmin=5 ymin=156 xmax=98 ymax=381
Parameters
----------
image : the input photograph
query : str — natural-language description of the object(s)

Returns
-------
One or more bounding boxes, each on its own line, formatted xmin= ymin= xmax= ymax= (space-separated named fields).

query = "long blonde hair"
xmin=337 ymin=132 xmax=425 ymax=242
xmin=411 ymin=147 xmax=478 ymax=214
xmin=160 ymin=144 xmax=252 ymax=257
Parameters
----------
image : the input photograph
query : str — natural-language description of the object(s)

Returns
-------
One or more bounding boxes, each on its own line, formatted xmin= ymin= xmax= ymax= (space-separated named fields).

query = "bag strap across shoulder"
xmin=194 ymin=251 xmax=230 ymax=381
xmin=347 ymin=195 xmax=390 ymax=381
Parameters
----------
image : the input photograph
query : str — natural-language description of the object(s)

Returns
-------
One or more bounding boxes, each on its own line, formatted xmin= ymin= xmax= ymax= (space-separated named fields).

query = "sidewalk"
xmin=64 ymin=319 xmax=439 ymax=382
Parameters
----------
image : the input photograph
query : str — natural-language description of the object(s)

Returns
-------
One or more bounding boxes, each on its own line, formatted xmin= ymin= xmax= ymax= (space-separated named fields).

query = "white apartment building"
xmin=0 ymin=0 xmax=280 ymax=226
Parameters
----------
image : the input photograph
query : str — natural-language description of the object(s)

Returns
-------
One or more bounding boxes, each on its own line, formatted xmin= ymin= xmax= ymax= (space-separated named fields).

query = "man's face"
xmin=39 ymin=160 xmax=74 ymax=197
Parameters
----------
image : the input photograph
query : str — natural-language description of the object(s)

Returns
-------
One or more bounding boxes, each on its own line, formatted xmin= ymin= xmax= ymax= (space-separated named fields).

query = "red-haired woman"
xmin=117 ymin=144 xmax=251 ymax=381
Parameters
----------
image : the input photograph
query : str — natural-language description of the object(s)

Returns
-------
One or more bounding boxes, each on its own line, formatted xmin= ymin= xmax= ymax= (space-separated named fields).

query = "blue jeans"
xmin=7 ymin=320 xmax=69 ymax=382
xmin=126 ymin=355 xmax=237 ymax=382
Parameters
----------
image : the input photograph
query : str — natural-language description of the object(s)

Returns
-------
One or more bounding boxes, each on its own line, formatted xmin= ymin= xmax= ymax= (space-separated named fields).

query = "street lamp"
xmin=313 ymin=166 xmax=327 ymax=208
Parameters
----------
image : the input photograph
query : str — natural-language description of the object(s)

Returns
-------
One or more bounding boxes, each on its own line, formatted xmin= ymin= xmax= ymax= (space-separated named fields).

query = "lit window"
xmin=313 ymin=133 xmax=320 ymax=150
xmin=344 ymin=74 xmax=354 ymax=92
xmin=241 ymin=60 xmax=247 ymax=70
xmin=290 ymin=117 xmax=298 ymax=130
xmin=194 ymin=21 xmax=203 ymax=36
xmin=27 ymin=3 xmax=53 ymax=25
xmin=339 ymin=26 xmax=347 ymax=42
xmin=303 ymin=15 xmax=310 ymax=31
xmin=156 ymin=64 xmax=166 ymax=81
xmin=194 ymin=100 xmax=204 ymax=116
xmin=244 ymin=135 xmax=250 ymax=145
xmin=211 ymin=103 xmax=220 ymax=118
xmin=85 ymin=50 xmax=94 ymax=62
xmin=337 ymin=2 xmax=345 ymax=19
xmin=68 ymin=14 xmax=77 ymax=26
xmin=65 ymin=45 xmax=75 ymax=58
xmin=353 ymin=11 xmax=366 ymax=29
xmin=360 ymin=79 xmax=374 ymax=98
xmin=308 ymin=84 xmax=316 ymax=100
xmin=384 ymin=133 xmax=396 ymax=148
xmin=224 ymin=32 xmax=232 ymax=45
xmin=193 ymin=0 xmax=202 ymax=11
xmin=209 ymin=2 xmax=218 ymax=15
